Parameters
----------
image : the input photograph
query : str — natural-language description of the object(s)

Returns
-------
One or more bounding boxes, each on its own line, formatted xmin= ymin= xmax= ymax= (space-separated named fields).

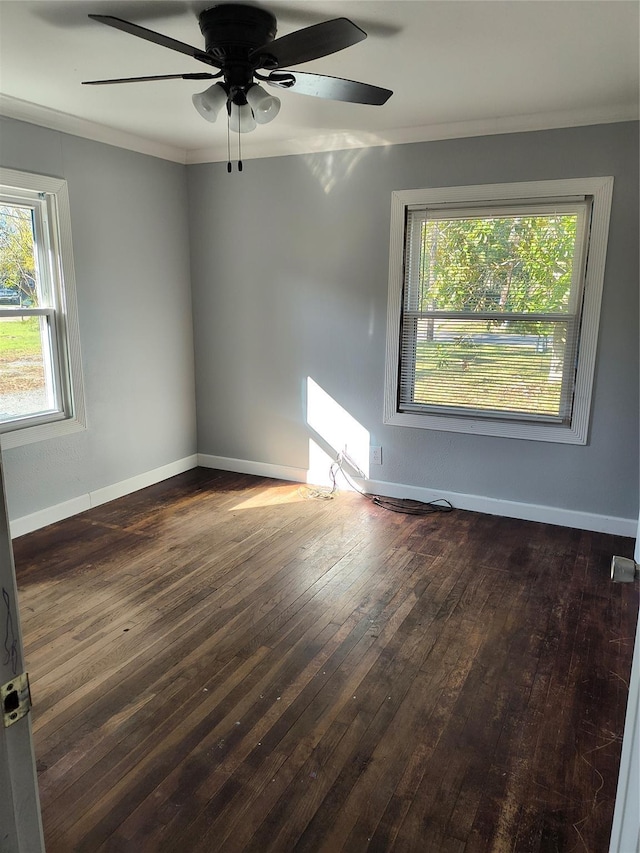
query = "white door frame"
xmin=0 ymin=453 xmax=44 ymax=853
xmin=609 ymin=526 xmax=640 ymax=853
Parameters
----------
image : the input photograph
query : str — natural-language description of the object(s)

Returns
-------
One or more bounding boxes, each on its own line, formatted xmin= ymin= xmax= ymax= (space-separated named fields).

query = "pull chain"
xmin=238 ymin=126 xmax=243 ymax=172
xmin=226 ymin=106 xmax=232 ymax=173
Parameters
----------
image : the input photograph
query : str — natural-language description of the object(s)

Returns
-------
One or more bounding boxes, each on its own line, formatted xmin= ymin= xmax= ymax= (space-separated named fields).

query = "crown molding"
xmin=0 ymin=94 xmax=187 ymax=164
xmin=186 ymin=103 xmax=640 ymax=164
xmin=1 ymin=93 xmax=637 ymax=166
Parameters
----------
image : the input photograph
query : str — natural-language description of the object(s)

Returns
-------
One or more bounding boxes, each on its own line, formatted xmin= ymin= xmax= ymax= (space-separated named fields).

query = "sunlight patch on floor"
xmin=229 ymin=484 xmax=306 ymax=511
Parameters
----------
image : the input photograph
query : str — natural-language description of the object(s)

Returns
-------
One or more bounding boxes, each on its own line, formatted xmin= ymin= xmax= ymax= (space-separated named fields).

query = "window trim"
xmin=0 ymin=168 xmax=86 ymax=449
xmin=383 ymin=177 xmax=614 ymax=444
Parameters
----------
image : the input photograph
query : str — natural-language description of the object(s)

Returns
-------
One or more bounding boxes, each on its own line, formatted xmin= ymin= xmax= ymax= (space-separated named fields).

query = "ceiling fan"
xmin=84 ymin=4 xmax=393 ymax=138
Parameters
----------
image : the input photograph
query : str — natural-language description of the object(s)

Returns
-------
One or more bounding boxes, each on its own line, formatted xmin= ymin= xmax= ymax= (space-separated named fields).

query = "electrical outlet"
xmin=370 ymin=446 xmax=382 ymax=466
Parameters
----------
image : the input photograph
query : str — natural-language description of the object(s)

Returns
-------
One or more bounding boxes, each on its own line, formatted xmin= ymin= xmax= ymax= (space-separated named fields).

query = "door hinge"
xmin=2 ymin=672 xmax=32 ymax=728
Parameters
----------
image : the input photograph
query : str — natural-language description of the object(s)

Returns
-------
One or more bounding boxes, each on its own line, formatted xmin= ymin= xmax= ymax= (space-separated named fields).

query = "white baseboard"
xmin=10 ymin=452 xmax=636 ymax=540
xmin=10 ymin=454 xmax=198 ymax=538
xmin=89 ymin=455 xmax=199 ymax=508
xmin=10 ymin=494 xmax=92 ymax=539
xmin=361 ymin=477 xmax=636 ymax=537
xmin=197 ymin=453 xmax=308 ymax=484
xmin=198 ymin=453 xmax=637 ymax=537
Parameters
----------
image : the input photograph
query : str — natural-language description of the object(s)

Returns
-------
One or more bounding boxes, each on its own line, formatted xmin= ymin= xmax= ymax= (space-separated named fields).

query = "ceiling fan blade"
xmin=88 ymin=14 xmax=221 ymax=68
xmin=251 ymin=18 xmax=366 ymax=70
xmin=82 ymin=73 xmax=219 ymax=85
xmin=267 ymin=71 xmax=392 ymax=105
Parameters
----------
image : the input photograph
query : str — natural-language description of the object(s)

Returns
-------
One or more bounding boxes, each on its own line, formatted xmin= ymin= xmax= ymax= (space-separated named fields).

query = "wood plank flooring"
xmin=12 ymin=468 xmax=639 ymax=852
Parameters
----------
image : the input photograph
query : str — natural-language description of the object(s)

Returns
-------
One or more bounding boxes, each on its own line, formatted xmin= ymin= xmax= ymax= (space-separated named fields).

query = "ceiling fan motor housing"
xmin=198 ymin=5 xmax=277 ymax=66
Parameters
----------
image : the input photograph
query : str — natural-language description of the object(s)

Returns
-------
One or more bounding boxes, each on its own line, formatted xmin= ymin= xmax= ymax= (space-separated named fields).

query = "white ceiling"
xmin=0 ymin=0 xmax=638 ymax=164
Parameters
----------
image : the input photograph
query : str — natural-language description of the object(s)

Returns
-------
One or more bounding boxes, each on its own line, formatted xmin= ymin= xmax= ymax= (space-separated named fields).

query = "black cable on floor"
xmin=301 ymin=452 xmax=454 ymax=516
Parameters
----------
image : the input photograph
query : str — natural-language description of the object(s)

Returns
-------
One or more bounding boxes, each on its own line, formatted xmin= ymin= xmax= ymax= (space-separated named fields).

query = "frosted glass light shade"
xmin=246 ymin=84 xmax=281 ymax=124
xmin=229 ymin=102 xmax=257 ymax=133
xmin=192 ymin=83 xmax=227 ymax=122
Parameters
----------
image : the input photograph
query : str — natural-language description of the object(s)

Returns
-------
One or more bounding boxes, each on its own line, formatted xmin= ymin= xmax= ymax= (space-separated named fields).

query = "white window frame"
xmin=383 ymin=177 xmax=614 ymax=444
xmin=0 ymin=168 xmax=85 ymax=449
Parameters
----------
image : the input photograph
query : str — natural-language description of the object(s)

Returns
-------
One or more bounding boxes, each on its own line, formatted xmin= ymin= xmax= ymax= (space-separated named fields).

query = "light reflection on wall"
xmin=306 ymin=376 xmax=369 ymax=486
xmin=301 ymin=134 xmax=390 ymax=194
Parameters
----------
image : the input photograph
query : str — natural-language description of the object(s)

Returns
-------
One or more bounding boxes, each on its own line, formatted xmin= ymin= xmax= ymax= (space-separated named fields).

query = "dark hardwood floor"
xmin=12 ymin=468 xmax=639 ymax=852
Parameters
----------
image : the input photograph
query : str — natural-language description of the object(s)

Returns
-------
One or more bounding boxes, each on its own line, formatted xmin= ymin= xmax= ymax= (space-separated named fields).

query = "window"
xmin=0 ymin=168 xmax=85 ymax=448
xmin=384 ymin=178 xmax=614 ymax=444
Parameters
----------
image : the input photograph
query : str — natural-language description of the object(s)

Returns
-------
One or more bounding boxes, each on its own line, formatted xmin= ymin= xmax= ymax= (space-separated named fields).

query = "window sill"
xmin=0 ymin=414 xmax=86 ymax=450
xmin=383 ymin=408 xmax=587 ymax=444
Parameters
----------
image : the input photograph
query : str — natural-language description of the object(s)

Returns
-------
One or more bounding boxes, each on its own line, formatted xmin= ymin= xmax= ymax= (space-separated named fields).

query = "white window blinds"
xmin=398 ymin=201 xmax=591 ymax=424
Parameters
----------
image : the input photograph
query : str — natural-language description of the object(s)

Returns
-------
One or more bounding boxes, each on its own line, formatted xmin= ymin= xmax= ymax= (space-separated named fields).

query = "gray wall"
xmin=188 ymin=122 xmax=639 ymax=520
xmin=1 ymin=117 xmax=636 ymax=524
xmin=0 ymin=117 xmax=197 ymax=521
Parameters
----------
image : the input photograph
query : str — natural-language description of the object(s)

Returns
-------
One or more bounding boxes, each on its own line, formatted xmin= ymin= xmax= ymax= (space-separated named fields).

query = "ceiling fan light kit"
xmin=229 ymin=100 xmax=257 ymax=133
xmin=85 ymin=3 xmax=393 ymax=140
xmin=245 ymin=84 xmax=281 ymax=125
xmin=191 ymin=82 xmax=228 ymax=122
